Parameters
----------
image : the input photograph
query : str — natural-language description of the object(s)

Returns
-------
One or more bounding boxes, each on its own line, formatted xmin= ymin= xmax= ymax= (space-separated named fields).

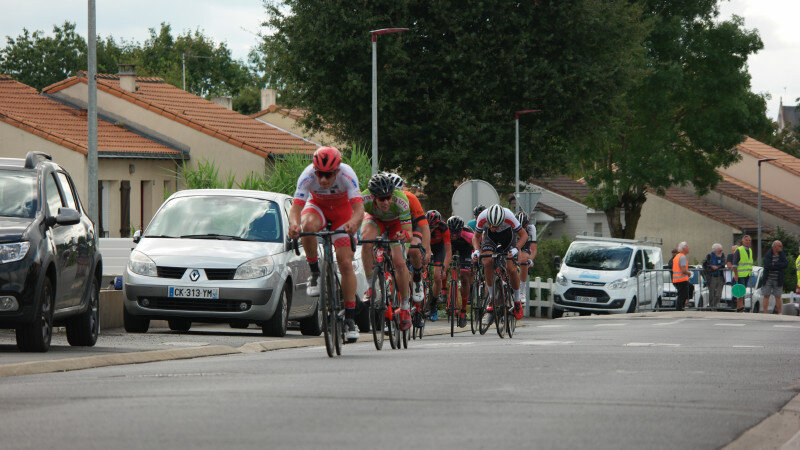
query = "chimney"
xmin=118 ymin=64 xmax=137 ymax=93
xmin=260 ymin=88 xmax=277 ymax=111
xmin=209 ymin=96 xmax=233 ymax=110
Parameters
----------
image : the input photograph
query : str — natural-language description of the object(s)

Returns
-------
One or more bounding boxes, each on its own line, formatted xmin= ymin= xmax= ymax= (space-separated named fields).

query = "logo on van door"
xmin=579 ymin=271 xmax=601 ymax=279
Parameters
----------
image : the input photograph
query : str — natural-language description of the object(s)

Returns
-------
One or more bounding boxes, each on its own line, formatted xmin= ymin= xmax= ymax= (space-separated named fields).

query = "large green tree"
xmin=578 ymin=1 xmax=772 ymax=238
xmin=256 ymin=0 xmax=648 ymax=211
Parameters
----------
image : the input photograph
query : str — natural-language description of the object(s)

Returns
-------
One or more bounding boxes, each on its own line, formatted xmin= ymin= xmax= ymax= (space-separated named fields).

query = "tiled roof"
xmin=736 ymin=136 xmax=800 ymax=178
xmin=250 ymin=104 xmax=309 ymax=121
xmin=529 ymin=176 xmax=590 ymax=205
xmin=43 ymin=74 xmax=317 ymax=157
xmin=654 ymin=186 xmax=772 ymax=233
xmin=535 ymin=202 xmax=566 ymax=218
xmin=714 ymin=174 xmax=800 ymax=226
xmin=0 ymin=75 xmax=182 ymax=158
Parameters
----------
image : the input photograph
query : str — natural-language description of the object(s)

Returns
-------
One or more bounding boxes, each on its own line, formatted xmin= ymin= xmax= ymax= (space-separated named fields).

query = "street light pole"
xmin=757 ymin=157 xmax=777 ymax=263
xmin=370 ymin=28 xmax=408 ymax=175
xmin=87 ymin=0 xmax=98 ymax=226
xmin=514 ymin=110 xmax=541 ymax=212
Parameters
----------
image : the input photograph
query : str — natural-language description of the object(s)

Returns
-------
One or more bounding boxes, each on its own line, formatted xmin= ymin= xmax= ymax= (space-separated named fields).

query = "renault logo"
xmin=189 ymin=270 xmax=200 ymax=282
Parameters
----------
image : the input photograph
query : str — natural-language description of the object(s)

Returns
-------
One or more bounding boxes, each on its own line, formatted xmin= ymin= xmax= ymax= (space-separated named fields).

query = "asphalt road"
xmin=0 ymin=313 xmax=799 ymax=449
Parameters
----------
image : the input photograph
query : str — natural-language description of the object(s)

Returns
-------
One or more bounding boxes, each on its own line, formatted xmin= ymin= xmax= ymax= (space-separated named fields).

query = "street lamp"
xmin=514 ymin=110 xmax=541 ymax=212
xmin=757 ymin=157 xmax=777 ymax=263
xmin=370 ymin=28 xmax=408 ymax=175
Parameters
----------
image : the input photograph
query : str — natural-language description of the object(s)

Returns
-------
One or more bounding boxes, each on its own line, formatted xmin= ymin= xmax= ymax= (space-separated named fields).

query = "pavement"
xmin=2 ymin=311 xmax=799 ymax=449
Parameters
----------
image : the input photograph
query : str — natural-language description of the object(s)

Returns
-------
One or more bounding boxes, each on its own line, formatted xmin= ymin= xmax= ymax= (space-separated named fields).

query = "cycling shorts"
xmin=363 ymin=214 xmax=408 ymax=248
xmin=301 ymin=200 xmax=353 ymax=248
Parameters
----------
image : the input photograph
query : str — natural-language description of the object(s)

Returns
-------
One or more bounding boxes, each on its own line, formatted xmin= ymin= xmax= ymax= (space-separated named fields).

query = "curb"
xmin=722 ymin=392 xmax=800 ymax=450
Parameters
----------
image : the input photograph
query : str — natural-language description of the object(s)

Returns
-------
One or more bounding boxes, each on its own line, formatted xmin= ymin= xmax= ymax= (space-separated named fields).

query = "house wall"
xmin=51 ymin=84 xmax=268 ymax=181
xmin=533 ymin=188 xmax=610 ymax=240
xmin=637 ymin=194 xmax=740 ymax=263
xmin=720 ymin=152 xmax=800 ymax=208
xmin=700 ymin=190 xmax=800 ymax=236
xmin=255 ymin=112 xmax=346 ymax=148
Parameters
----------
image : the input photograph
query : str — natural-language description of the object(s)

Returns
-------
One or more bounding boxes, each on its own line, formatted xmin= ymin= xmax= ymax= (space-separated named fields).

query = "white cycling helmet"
xmin=486 ymin=204 xmax=505 ymax=227
xmin=385 ymin=172 xmax=405 ymax=190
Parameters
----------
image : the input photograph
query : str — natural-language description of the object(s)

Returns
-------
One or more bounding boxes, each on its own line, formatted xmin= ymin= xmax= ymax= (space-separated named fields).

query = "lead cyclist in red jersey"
xmin=288 ymin=146 xmax=365 ymax=341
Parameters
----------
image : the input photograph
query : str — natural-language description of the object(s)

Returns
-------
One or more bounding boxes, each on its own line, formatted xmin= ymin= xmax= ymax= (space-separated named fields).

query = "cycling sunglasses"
xmin=315 ymin=170 xmax=337 ymax=179
xmin=376 ymin=195 xmax=392 ymax=202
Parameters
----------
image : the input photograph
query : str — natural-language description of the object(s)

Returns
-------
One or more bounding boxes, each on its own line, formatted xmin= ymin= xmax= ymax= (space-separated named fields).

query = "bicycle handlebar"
xmin=292 ymin=231 xmax=356 ymax=255
xmin=358 ymin=238 xmax=403 ymax=245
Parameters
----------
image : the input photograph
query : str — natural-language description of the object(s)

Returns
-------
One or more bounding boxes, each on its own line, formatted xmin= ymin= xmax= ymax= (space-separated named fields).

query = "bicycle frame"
xmin=360 ymin=238 xmax=406 ymax=350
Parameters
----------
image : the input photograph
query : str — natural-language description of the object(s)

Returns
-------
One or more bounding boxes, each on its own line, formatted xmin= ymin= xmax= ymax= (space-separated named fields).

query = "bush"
xmin=530 ymin=234 xmax=572 ymax=281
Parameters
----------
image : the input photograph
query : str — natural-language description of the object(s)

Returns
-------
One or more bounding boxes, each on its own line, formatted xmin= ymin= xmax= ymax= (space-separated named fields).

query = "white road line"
xmin=415 ymin=342 xmax=475 ymax=349
xmin=714 ymin=323 xmax=746 ymax=327
xmin=774 ymin=325 xmax=800 ymax=329
xmin=594 ymin=323 xmax=627 ymax=327
xmin=161 ymin=342 xmax=210 ymax=347
xmin=537 ymin=324 xmax=566 ymax=328
xmin=653 ymin=319 xmax=686 ymax=326
xmin=517 ymin=340 xmax=574 ymax=345
xmin=733 ymin=345 xmax=763 ymax=348
xmin=625 ymin=342 xmax=680 ymax=347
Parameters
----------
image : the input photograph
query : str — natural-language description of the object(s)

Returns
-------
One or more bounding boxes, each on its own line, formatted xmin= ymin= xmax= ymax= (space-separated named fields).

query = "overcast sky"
xmin=1 ymin=0 xmax=797 ymax=120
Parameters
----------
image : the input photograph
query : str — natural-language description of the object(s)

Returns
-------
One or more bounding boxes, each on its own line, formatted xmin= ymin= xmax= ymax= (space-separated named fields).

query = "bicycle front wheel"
xmin=369 ymin=270 xmax=386 ymax=350
xmin=494 ymin=274 xmax=506 ymax=338
xmin=319 ymin=260 xmax=336 ymax=357
xmin=506 ymin=286 xmax=516 ymax=338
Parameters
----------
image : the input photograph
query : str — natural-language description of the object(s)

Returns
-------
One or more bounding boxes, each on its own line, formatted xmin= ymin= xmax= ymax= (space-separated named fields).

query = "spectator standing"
xmin=795 ymin=245 xmax=800 ymax=300
xmin=725 ymin=245 xmax=738 ymax=285
xmin=703 ymin=243 xmax=725 ymax=310
xmin=732 ymin=235 xmax=754 ymax=312
xmin=762 ymin=240 xmax=788 ymax=314
xmin=672 ymin=242 xmax=691 ymax=311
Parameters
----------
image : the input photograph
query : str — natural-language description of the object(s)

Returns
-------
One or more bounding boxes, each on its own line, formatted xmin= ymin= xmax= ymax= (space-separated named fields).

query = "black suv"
xmin=0 ymin=152 xmax=101 ymax=352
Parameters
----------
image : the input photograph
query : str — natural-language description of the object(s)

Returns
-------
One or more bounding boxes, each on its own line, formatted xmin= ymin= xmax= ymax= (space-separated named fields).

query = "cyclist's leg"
xmin=299 ymin=203 xmax=326 ymax=295
xmin=390 ymin=241 xmax=412 ymax=331
xmin=409 ymin=230 xmax=424 ymax=302
xmin=360 ymin=215 xmax=384 ymax=299
xmin=480 ymin=233 xmax=495 ymax=298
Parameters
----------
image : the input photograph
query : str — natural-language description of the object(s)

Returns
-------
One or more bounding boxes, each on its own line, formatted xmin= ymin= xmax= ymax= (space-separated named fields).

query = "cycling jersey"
xmin=405 ymin=191 xmax=428 ymax=229
xmin=429 ymin=222 xmax=451 ymax=245
xmin=466 ymin=219 xmax=477 ymax=232
xmin=451 ymin=228 xmax=475 ymax=268
xmin=476 ymin=207 xmax=521 ymax=253
xmin=362 ymin=189 xmax=412 ymax=225
xmin=293 ymin=163 xmax=362 ymax=208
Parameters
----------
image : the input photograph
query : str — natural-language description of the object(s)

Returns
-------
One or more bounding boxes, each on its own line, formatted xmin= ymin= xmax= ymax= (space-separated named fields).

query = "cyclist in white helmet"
xmin=471 ymin=204 xmax=528 ymax=321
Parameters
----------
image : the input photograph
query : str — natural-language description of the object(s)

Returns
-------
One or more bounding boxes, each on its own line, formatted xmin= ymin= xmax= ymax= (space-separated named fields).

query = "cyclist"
xmin=426 ymin=210 xmax=451 ymax=322
xmin=516 ymin=211 xmax=537 ymax=305
xmin=288 ymin=146 xmax=365 ymax=341
xmin=447 ymin=215 xmax=475 ymax=328
xmin=361 ymin=173 xmax=414 ymax=331
xmin=385 ymin=173 xmax=431 ymax=306
xmin=466 ymin=205 xmax=485 ymax=232
xmin=471 ymin=204 xmax=528 ymax=322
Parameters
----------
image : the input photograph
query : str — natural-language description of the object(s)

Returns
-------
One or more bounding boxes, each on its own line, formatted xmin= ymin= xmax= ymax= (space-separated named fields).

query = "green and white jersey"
xmin=362 ymin=189 xmax=412 ymax=225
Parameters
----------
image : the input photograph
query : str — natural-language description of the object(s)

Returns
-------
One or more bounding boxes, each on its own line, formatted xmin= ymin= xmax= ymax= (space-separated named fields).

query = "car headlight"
xmin=607 ymin=278 xmax=629 ymax=290
xmin=128 ymin=250 xmax=157 ymax=277
xmin=235 ymin=255 xmax=275 ymax=279
xmin=0 ymin=241 xmax=30 ymax=264
xmin=556 ymin=273 xmax=568 ymax=286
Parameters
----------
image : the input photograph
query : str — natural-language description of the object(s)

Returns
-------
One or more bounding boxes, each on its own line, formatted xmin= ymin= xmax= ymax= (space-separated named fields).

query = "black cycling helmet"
xmin=473 ymin=205 xmax=486 ymax=218
xmin=368 ymin=173 xmax=395 ymax=197
xmin=516 ymin=211 xmax=529 ymax=228
xmin=426 ymin=210 xmax=442 ymax=227
xmin=447 ymin=216 xmax=464 ymax=233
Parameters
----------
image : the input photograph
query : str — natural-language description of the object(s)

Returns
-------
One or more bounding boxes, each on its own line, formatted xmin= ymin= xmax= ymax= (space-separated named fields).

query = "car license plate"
xmin=575 ymin=296 xmax=597 ymax=303
xmin=168 ymin=286 xmax=219 ymax=299
xmin=661 ymin=300 xmax=674 ymax=307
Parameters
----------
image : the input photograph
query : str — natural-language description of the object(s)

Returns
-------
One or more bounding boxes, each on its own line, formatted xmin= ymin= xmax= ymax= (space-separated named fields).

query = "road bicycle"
xmin=408 ymin=244 xmax=427 ymax=340
xmin=445 ymin=257 xmax=462 ymax=337
xmin=471 ymin=260 xmax=488 ymax=335
xmin=293 ymin=230 xmax=357 ymax=357
xmin=481 ymin=246 xmax=518 ymax=338
xmin=360 ymin=237 xmax=406 ymax=350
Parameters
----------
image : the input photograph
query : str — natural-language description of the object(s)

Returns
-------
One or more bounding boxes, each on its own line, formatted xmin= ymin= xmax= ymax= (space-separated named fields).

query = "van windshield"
xmin=564 ymin=243 xmax=633 ymax=271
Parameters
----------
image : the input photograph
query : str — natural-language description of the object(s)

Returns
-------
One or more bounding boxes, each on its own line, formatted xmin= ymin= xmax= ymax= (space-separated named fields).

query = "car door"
xmin=282 ymin=198 xmax=310 ymax=317
xmin=55 ymin=171 xmax=93 ymax=306
xmin=44 ymin=172 xmax=78 ymax=308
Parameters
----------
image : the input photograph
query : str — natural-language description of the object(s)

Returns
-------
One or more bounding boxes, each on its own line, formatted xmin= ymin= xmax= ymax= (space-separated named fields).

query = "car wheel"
xmin=66 ymin=275 xmax=100 ymax=346
xmin=550 ymin=307 xmax=564 ymax=319
xmin=626 ymin=297 xmax=638 ymax=313
xmin=123 ymin=305 xmax=150 ymax=333
xmin=262 ymin=287 xmax=288 ymax=337
xmin=16 ymin=277 xmax=54 ymax=352
xmin=299 ymin=297 xmax=323 ymax=336
xmin=168 ymin=318 xmax=192 ymax=332
xmin=229 ymin=320 xmax=249 ymax=329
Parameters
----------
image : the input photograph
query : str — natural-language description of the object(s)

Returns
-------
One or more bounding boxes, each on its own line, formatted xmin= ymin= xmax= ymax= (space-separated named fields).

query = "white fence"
xmin=98 ymin=238 xmax=134 ymax=277
xmin=526 ymin=277 xmax=556 ymax=318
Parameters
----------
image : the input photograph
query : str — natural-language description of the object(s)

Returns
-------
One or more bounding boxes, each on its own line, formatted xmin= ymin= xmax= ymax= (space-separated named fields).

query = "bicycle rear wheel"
xmin=333 ymin=270 xmax=343 ymax=355
xmin=369 ymin=270 xmax=386 ymax=350
xmin=506 ymin=286 xmax=516 ymax=338
xmin=449 ymin=279 xmax=457 ymax=337
xmin=478 ymin=287 xmax=492 ymax=335
xmin=469 ymin=284 xmax=478 ymax=334
xmin=494 ymin=274 xmax=506 ymax=338
xmin=320 ymin=260 xmax=336 ymax=357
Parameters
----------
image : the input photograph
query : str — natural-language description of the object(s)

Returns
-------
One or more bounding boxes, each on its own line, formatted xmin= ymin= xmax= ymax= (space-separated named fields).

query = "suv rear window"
xmin=0 ymin=170 xmax=37 ymax=218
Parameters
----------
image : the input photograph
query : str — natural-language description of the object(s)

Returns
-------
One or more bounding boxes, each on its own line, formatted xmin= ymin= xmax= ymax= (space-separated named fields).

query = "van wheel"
xmin=550 ymin=307 xmax=564 ymax=319
xmin=627 ymin=297 xmax=638 ymax=313
xmin=16 ymin=277 xmax=54 ymax=352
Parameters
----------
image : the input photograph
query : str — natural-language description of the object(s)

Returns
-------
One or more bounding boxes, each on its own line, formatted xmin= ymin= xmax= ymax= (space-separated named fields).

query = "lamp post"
xmin=757 ymin=157 xmax=777 ymax=263
xmin=514 ymin=110 xmax=541 ymax=212
xmin=370 ymin=28 xmax=408 ymax=175
xmin=87 ymin=0 xmax=98 ymax=225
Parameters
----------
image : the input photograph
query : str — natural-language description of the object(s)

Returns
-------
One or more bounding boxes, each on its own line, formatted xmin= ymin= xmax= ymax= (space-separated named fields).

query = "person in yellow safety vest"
xmin=732 ymin=235 xmax=753 ymax=312
xmin=672 ymin=242 xmax=691 ymax=311
xmin=795 ymin=245 xmax=800 ymax=297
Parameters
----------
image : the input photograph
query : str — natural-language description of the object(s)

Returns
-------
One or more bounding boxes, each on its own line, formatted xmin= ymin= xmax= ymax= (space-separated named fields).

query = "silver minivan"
xmin=123 ymin=189 xmax=321 ymax=336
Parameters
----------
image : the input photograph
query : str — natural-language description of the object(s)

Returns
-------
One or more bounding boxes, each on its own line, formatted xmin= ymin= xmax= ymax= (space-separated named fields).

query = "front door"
xmin=44 ymin=173 xmax=78 ymax=308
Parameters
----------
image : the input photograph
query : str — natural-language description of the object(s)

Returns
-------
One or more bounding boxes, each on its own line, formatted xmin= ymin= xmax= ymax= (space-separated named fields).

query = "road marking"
xmin=517 ymin=340 xmax=574 ymax=345
xmin=625 ymin=342 xmax=681 ymax=347
xmin=774 ymin=325 xmax=800 ymax=329
xmin=415 ymin=342 xmax=475 ymax=349
xmin=653 ymin=319 xmax=686 ymax=326
xmin=733 ymin=345 xmax=763 ymax=348
xmin=161 ymin=342 xmax=210 ymax=347
xmin=537 ymin=324 xmax=566 ymax=328
xmin=714 ymin=323 xmax=746 ymax=327
xmin=594 ymin=323 xmax=626 ymax=327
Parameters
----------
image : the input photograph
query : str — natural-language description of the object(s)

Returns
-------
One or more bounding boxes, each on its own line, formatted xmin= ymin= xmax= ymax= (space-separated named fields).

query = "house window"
xmin=120 ymin=181 xmax=131 ymax=237
xmin=593 ymin=222 xmax=602 ymax=237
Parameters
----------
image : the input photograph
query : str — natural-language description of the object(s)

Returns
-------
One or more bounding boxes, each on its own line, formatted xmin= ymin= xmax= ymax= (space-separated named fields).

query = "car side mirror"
xmin=633 ymin=261 xmax=642 ymax=276
xmin=54 ymin=207 xmax=80 ymax=226
xmin=553 ymin=255 xmax=562 ymax=268
xmin=132 ymin=230 xmax=142 ymax=244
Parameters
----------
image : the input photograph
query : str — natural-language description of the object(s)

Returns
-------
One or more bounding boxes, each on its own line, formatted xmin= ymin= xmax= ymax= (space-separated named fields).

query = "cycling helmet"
xmin=426 ymin=210 xmax=442 ymax=227
xmin=385 ymin=172 xmax=405 ymax=190
xmin=473 ymin=205 xmax=486 ymax=218
xmin=486 ymin=204 xmax=505 ymax=227
xmin=367 ymin=173 xmax=395 ymax=197
xmin=516 ymin=211 xmax=529 ymax=228
xmin=312 ymin=146 xmax=341 ymax=172
xmin=447 ymin=216 xmax=464 ymax=233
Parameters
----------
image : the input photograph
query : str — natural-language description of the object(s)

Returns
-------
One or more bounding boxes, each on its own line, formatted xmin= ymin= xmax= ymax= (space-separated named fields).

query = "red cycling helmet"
xmin=312 ymin=146 xmax=342 ymax=172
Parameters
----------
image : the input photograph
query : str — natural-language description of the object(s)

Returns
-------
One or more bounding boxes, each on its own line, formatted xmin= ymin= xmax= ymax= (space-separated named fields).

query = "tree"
xmin=256 ymin=0 xmax=648 ymax=212
xmin=578 ymin=1 xmax=772 ymax=238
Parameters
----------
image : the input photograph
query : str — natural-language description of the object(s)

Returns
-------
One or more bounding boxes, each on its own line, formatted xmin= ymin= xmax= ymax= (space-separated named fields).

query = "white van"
xmin=553 ymin=236 xmax=663 ymax=315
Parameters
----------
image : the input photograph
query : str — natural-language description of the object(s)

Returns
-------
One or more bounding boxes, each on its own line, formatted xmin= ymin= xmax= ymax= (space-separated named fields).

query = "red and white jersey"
xmin=293 ymin=163 xmax=362 ymax=208
xmin=475 ymin=207 xmax=521 ymax=233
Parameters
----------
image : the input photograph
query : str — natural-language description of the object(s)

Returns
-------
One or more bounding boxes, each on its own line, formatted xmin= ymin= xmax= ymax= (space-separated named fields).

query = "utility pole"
xmin=87 ymin=0 xmax=98 ymax=225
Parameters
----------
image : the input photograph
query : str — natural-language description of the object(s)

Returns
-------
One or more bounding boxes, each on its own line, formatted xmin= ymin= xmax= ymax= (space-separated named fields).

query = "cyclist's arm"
xmin=420 ymin=223 xmax=431 ymax=258
xmin=515 ymin=227 xmax=528 ymax=252
xmin=529 ymin=242 xmax=538 ymax=260
xmin=344 ymin=201 xmax=365 ymax=234
xmin=444 ymin=241 xmax=452 ymax=268
xmin=472 ymin=231 xmax=482 ymax=252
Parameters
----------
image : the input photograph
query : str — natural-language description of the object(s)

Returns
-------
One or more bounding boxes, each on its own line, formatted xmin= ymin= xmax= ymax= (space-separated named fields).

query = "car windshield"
xmin=145 ymin=195 xmax=283 ymax=242
xmin=564 ymin=243 xmax=633 ymax=271
xmin=0 ymin=170 xmax=37 ymax=218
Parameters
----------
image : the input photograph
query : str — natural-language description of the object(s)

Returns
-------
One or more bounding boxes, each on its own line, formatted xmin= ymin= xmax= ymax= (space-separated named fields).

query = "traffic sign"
xmin=514 ymin=189 xmax=543 ymax=215
xmin=732 ymin=283 xmax=746 ymax=297
xmin=451 ymin=180 xmax=499 ymax=219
